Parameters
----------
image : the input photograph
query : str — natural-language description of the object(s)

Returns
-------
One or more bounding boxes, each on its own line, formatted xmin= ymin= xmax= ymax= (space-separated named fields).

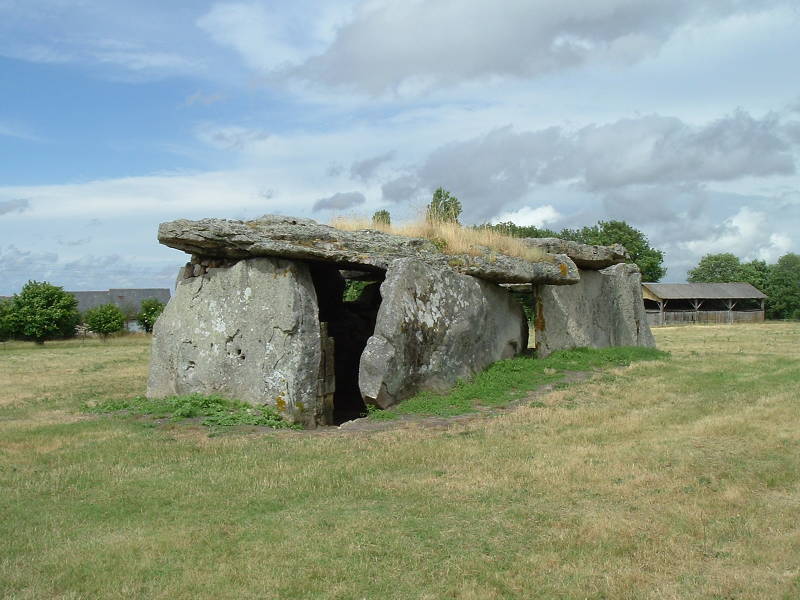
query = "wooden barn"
xmin=642 ymin=282 xmax=766 ymax=327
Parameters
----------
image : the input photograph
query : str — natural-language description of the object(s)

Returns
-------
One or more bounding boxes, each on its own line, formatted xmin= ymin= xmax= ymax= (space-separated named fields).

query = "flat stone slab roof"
xmin=158 ymin=215 xmax=581 ymax=285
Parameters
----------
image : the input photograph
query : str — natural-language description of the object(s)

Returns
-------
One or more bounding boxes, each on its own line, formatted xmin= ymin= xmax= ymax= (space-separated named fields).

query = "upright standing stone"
xmin=359 ymin=258 xmax=528 ymax=408
xmin=534 ymin=263 xmax=655 ymax=357
xmin=148 ymin=257 xmax=322 ymax=426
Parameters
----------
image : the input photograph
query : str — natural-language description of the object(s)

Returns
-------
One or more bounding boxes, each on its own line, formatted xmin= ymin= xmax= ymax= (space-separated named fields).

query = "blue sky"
xmin=1 ymin=0 xmax=799 ymax=294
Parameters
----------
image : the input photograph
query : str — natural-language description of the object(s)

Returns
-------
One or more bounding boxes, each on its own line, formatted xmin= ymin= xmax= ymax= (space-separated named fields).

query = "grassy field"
xmin=1 ymin=324 xmax=799 ymax=599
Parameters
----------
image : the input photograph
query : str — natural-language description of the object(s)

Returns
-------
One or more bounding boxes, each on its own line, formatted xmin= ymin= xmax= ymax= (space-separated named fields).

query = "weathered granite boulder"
xmin=359 ymin=258 xmax=528 ymax=408
xmin=521 ymin=238 xmax=629 ymax=269
xmin=534 ymin=263 xmax=655 ymax=358
xmin=148 ymin=257 xmax=322 ymax=426
xmin=158 ymin=215 xmax=579 ymax=285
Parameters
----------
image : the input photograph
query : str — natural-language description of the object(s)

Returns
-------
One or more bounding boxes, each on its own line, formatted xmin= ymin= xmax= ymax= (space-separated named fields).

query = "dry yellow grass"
xmin=0 ymin=335 xmax=149 ymax=408
xmin=331 ymin=216 xmax=546 ymax=262
xmin=0 ymin=336 xmax=152 ymax=458
xmin=1 ymin=324 xmax=799 ymax=599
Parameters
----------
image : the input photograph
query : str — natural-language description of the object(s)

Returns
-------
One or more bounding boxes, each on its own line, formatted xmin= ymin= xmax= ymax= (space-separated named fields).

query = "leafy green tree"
xmin=686 ymin=254 xmax=771 ymax=293
xmin=738 ymin=259 xmax=771 ymax=292
xmin=687 ymin=253 xmax=743 ymax=283
xmin=136 ymin=298 xmax=166 ymax=333
xmin=0 ymin=298 xmax=13 ymax=342
xmin=426 ymin=187 xmax=462 ymax=224
xmin=9 ymin=281 xmax=80 ymax=344
xmin=84 ymin=304 xmax=126 ymax=339
xmin=765 ymin=253 xmax=800 ymax=320
xmin=372 ymin=209 xmax=391 ymax=226
xmin=563 ymin=220 xmax=666 ymax=282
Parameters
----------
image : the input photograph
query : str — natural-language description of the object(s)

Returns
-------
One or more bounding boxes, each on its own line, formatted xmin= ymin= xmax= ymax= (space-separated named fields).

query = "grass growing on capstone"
xmin=1 ymin=324 xmax=800 ymax=599
xmin=370 ymin=346 xmax=667 ymax=418
xmin=331 ymin=216 xmax=548 ymax=262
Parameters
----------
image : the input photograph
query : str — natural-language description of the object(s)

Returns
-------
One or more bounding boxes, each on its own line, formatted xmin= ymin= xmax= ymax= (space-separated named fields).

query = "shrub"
xmin=372 ymin=209 xmax=391 ymax=226
xmin=137 ymin=298 xmax=166 ymax=333
xmin=426 ymin=187 xmax=462 ymax=224
xmin=84 ymin=303 xmax=126 ymax=339
xmin=9 ymin=281 xmax=80 ymax=344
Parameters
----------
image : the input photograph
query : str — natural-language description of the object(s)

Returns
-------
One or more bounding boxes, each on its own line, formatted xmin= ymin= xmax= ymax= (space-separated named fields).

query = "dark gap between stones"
xmin=310 ymin=265 xmax=382 ymax=425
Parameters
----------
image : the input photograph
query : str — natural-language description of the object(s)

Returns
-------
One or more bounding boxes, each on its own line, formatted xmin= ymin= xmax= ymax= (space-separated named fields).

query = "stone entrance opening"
xmin=310 ymin=266 xmax=383 ymax=425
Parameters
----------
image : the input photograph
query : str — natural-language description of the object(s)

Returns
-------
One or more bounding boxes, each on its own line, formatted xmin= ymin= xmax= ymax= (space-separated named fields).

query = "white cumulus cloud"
xmin=682 ymin=207 xmax=793 ymax=263
xmin=492 ymin=205 xmax=561 ymax=228
xmin=290 ymin=0 xmax=792 ymax=93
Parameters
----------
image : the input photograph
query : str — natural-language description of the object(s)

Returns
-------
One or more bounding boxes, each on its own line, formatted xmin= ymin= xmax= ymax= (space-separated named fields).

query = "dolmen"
xmin=148 ymin=215 xmax=654 ymax=427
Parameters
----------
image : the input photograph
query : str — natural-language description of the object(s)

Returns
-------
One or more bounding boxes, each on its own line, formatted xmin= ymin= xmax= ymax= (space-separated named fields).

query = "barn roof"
xmin=642 ymin=282 xmax=767 ymax=300
xmin=69 ymin=288 xmax=171 ymax=314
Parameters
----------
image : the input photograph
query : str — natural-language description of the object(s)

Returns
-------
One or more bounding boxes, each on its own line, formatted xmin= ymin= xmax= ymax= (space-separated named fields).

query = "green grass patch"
xmin=369 ymin=346 xmax=668 ymax=418
xmin=84 ymin=393 xmax=301 ymax=431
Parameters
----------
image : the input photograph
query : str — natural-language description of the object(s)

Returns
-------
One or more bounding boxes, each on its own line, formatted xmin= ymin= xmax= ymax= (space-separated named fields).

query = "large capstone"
xmin=534 ymin=263 xmax=655 ymax=358
xmin=158 ymin=215 xmax=580 ymax=285
xmin=359 ymin=258 xmax=528 ymax=408
xmin=147 ymin=257 xmax=322 ymax=426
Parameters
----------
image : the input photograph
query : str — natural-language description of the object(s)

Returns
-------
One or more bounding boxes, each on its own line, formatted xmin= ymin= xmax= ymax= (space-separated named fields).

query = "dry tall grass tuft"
xmin=331 ymin=217 xmax=546 ymax=262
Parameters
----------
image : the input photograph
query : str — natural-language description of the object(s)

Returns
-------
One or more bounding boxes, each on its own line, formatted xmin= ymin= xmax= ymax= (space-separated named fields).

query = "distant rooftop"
xmin=642 ymin=282 xmax=766 ymax=301
xmin=68 ymin=288 xmax=171 ymax=314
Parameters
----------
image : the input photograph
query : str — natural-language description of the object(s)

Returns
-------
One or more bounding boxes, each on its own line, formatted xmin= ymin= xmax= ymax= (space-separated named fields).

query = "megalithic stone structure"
xmin=147 ymin=215 xmax=655 ymax=427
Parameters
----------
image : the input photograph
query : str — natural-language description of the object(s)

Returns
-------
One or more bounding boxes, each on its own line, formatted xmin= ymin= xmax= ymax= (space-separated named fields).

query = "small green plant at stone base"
xmin=363 ymin=402 xmax=396 ymax=420
xmin=369 ymin=346 xmax=667 ymax=419
xmin=84 ymin=393 xmax=302 ymax=431
xmin=84 ymin=303 xmax=126 ymax=340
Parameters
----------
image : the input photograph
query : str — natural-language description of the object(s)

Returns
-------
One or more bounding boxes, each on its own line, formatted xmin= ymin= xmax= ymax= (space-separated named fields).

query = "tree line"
xmin=0 ymin=281 xmax=166 ymax=344
xmin=687 ymin=252 xmax=800 ymax=320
